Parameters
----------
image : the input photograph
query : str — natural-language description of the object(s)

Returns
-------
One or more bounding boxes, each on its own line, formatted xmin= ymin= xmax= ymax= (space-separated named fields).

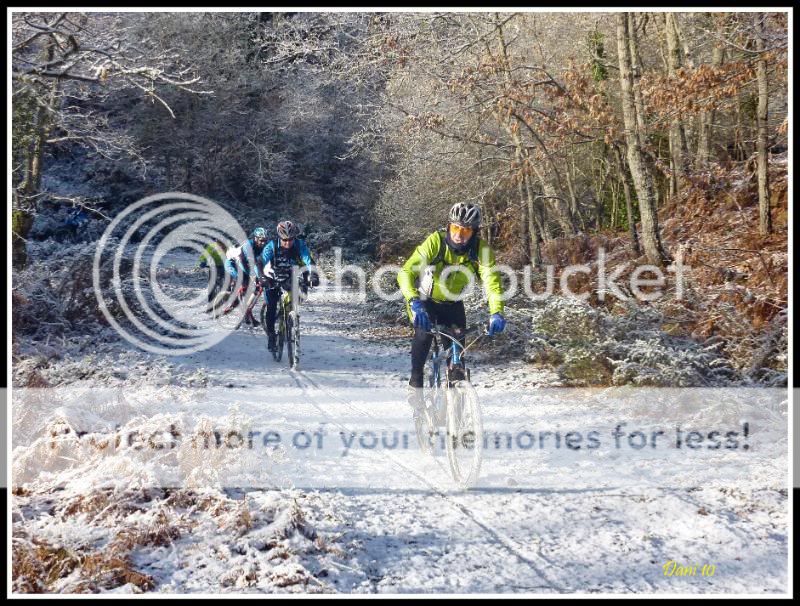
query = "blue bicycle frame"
xmin=429 ymin=327 xmax=465 ymax=388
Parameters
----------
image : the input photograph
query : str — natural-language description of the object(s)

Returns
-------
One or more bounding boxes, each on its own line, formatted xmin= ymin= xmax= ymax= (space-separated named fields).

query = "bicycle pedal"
xmin=448 ymin=367 xmax=466 ymax=382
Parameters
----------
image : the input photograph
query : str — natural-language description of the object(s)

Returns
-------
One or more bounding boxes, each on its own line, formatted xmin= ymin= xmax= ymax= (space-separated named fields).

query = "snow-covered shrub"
xmin=522 ymin=296 xmax=741 ymax=387
xmin=13 ymin=484 xmax=335 ymax=593
xmin=529 ymin=296 xmax=604 ymax=344
xmin=558 ymin=347 xmax=613 ymax=385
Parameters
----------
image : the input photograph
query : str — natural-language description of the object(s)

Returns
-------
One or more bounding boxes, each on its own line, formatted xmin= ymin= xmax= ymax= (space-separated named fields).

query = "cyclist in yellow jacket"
xmin=397 ymin=202 xmax=506 ymax=409
xmin=197 ymin=238 xmax=227 ymax=308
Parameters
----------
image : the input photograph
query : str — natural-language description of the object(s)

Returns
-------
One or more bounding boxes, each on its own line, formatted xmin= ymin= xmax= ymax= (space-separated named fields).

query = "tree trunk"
xmin=664 ymin=13 xmax=691 ymax=195
xmin=627 ymin=13 xmax=647 ymax=135
xmin=668 ymin=154 xmax=677 ymax=199
xmin=531 ymin=162 xmax=573 ymax=236
xmin=13 ymin=54 xmax=59 ymax=269
xmin=755 ymin=13 xmax=772 ymax=235
xmin=614 ymin=145 xmax=641 ymax=254
xmin=513 ymin=147 xmax=541 ymax=267
xmin=617 ymin=12 xmax=671 ymax=266
xmin=696 ymin=32 xmax=725 ymax=167
xmin=612 ymin=188 xmax=620 ymax=229
xmin=564 ymin=157 xmax=584 ymax=232
xmin=519 ymin=180 xmax=531 ymax=263
xmin=184 ymin=154 xmax=193 ymax=190
xmin=525 ymin=175 xmax=551 ymax=241
xmin=12 ymin=210 xmax=34 ymax=271
xmin=594 ymin=153 xmax=614 ymax=230
xmin=520 ymin=176 xmax=541 ymax=267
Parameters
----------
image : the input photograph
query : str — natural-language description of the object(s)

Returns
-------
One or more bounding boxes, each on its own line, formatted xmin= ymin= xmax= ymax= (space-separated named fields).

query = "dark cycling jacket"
xmin=261 ymin=239 xmax=314 ymax=283
xmin=235 ymin=237 xmax=268 ymax=277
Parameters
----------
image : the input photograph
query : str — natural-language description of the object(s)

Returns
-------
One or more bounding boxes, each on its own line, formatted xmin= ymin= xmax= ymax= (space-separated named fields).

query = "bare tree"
xmin=616 ymin=12 xmax=670 ymax=266
xmin=663 ymin=13 xmax=691 ymax=197
xmin=11 ymin=11 xmax=209 ymax=268
xmin=753 ymin=13 xmax=771 ymax=235
xmin=695 ymin=14 xmax=726 ymax=167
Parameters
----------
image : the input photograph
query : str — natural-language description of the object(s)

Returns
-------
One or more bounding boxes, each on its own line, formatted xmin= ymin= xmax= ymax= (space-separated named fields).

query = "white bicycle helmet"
xmin=448 ymin=202 xmax=481 ymax=228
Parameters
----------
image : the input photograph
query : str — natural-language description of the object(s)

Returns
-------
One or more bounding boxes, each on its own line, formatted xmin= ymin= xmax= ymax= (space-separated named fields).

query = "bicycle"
xmin=211 ymin=278 xmax=263 ymax=329
xmin=260 ymin=275 xmax=310 ymax=368
xmin=415 ymin=323 xmax=488 ymax=488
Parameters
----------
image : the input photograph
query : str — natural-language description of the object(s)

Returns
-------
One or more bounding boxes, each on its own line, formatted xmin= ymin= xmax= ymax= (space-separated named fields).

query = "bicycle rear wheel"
xmin=445 ymin=380 xmax=483 ymax=488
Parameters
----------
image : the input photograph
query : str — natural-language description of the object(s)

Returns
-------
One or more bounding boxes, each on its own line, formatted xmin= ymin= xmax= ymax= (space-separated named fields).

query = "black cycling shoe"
xmin=267 ymin=331 xmax=277 ymax=352
xmin=447 ymin=363 xmax=466 ymax=382
xmin=406 ymin=385 xmax=425 ymax=412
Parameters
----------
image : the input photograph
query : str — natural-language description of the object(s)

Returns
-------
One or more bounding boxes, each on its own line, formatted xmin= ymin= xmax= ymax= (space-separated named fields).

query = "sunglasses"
xmin=449 ymin=224 xmax=474 ymax=235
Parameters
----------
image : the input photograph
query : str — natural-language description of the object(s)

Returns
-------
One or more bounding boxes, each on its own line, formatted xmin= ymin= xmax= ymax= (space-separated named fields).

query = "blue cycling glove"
xmin=488 ymin=313 xmax=506 ymax=336
xmin=410 ymin=298 xmax=431 ymax=332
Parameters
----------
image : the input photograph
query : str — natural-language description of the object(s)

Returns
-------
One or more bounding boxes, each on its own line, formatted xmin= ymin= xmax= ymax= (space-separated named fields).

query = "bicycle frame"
xmin=241 ymin=284 xmax=262 ymax=323
xmin=429 ymin=324 xmax=484 ymax=388
xmin=429 ymin=333 xmax=459 ymax=388
xmin=217 ymin=279 xmax=262 ymax=324
xmin=421 ymin=323 xmax=487 ymax=488
xmin=276 ymin=288 xmax=293 ymax=337
xmin=276 ymin=280 xmax=308 ymax=325
xmin=267 ymin=277 xmax=310 ymax=367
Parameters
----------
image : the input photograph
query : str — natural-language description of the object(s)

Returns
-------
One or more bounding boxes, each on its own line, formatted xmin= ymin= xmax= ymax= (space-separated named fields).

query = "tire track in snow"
xmin=293 ymin=367 xmax=570 ymax=593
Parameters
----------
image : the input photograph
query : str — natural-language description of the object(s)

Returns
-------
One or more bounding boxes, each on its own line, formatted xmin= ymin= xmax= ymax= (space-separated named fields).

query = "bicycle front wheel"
xmin=414 ymin=391 xmax=440 ymax=457
xmin=286 ymin=312 xmax=300 ymax=368
xmin=212 ymin=291 xmax=246 ymax=330
xmin=211 ymin=291 xmax=228 ymax=319
xmin=259 ymin=302 xmax=268 ymax=335
xmin=445 ymin=380 xmax=483 ymax=489
xmin=273 ymin=308 xmax=285 ymax=362
xmin=291 ymin=312 xmax=300 ymax=368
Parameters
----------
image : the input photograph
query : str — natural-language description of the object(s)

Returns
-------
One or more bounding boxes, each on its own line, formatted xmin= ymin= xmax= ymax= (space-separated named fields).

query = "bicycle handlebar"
xmin=262 ymin=275 xmax=313 ymax=292
xmin=426 ymin=323 xmax=490 ymax=344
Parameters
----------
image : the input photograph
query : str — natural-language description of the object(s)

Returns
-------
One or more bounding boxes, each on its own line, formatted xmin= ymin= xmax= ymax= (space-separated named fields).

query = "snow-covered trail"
xmin=168 ymin=288 xmax=575 ymax=593
xmin=162 ymin=257 xmax=788 ymax=594
xmin=12 ymin=252 xmax=788 ymax=594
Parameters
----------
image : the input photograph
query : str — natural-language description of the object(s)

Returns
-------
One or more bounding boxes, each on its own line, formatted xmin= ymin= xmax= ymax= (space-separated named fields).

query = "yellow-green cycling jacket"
xmin=397 ymin=230 xmax=505 ymax=317
xmin=197 ymin=242 xmax=225 ymax=267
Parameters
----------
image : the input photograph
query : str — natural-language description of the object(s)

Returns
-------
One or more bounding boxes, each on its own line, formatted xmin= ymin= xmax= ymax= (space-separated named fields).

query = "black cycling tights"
xmin=264 ymin=286 xmax=283 ymax=333
xmin=409 ymin=300 xmax=466 ymax=388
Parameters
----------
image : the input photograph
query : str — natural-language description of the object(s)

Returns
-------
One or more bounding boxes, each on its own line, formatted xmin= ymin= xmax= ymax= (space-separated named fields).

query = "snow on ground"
xmin=11 ymin=251 xmax=789 ymax=594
